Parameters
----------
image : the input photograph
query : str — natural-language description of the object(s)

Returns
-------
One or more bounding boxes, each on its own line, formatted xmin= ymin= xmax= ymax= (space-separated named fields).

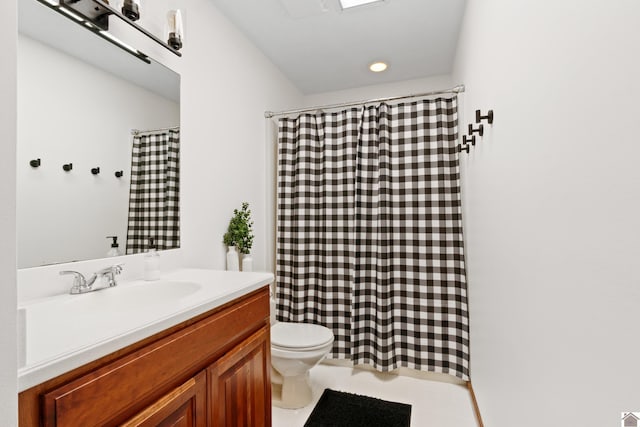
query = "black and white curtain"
xmin=276 ymin=98 xmax=469 ymax=380
xmin=126 ymin=129 xmax=180 ymax=254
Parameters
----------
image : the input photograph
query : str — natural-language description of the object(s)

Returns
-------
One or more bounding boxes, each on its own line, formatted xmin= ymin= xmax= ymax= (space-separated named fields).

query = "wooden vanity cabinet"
xmin=18 ymin=286 xmax=272 ymax=427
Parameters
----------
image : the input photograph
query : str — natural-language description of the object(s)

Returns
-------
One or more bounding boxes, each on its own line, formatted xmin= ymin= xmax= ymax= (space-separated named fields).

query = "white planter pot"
xmin=242 ymin=253 xmax=253 ymax=272
xmin=226 ymin=246 xmax=239 ymax=271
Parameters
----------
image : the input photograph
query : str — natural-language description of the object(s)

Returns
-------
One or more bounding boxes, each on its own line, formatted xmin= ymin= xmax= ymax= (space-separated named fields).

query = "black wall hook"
xmin=468 ymin=123 xmax=484 ymax=137
xmin=463 ymin=135 xmax=476 ymax=146
xmin=115 ymin=171 xmax=124 ymax=178
xmin=458 ymin=144 xmax=470 ymax=154
xmin=30 ymin=158 xmax=41 ymax=168
xmin=475 ymin=109 xmax=494 ymax=124
xmin=91 ymin=167 xmax=100 ymax=175
xmin=63 ymin=163 xmax=73 ymax=172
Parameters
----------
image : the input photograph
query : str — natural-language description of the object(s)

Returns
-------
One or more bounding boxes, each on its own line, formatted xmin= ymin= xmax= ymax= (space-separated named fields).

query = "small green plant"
xmin=223 ymin=202 xmax=254 ymax=254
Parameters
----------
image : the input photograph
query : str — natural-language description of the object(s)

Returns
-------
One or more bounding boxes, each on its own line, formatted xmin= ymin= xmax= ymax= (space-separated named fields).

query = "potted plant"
xmin=223 ymin=202 xmax=254 ymax=271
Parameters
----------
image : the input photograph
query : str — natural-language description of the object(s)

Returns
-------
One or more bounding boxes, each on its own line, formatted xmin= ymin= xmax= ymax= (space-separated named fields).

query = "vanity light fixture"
xmin=369 ymin=61 xmax=388 ymax=72
xmin=35 ymin=0 xmax=181 ymax=64
xmin=121 ymin=0 xmax=140 ymax=21
xmin=339 ymin=0 xmax=384 ymax=9
xmin=167 ymin=10 xmax=183 ymax=51
xmin=58 ymin=6 xmax=85 ymax=21
xmin=35 ymin=0 xmax=153 ymax=64
xmin=100 ymin=30 xmax=142 ymax=55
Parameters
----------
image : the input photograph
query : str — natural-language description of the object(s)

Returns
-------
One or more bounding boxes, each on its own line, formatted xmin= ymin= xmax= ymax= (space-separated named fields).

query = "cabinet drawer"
xmin=122 ymin=371 xmax=207 ymax=427
xmin=42 ymin=290 xmax=269 ymax=426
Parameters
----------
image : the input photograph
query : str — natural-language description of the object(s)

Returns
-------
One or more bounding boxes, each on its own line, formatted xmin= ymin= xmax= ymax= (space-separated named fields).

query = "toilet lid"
xmin=271 ymin=322 xmax=334 ymax=350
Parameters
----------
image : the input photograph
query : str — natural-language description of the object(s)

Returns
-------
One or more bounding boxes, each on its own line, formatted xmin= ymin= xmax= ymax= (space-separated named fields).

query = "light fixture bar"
xmin=339 ymin=0 xmax=383 ymax=9
xmin=91 ymin=0 xmax=182 ymax=57
xmin=34 ymin=0 xmax=151 ymax=64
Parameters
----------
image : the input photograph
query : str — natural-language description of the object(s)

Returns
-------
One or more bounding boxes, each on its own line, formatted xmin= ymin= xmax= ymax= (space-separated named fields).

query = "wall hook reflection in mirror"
xmin=468 ymin=123 xmax=484 ymax=137
xmin=475 ymin=109 xmax=494 ymax=125
xmin=115 ymin=171 xmax=124 ymax=178
xmin=63 ymin=163 xmax=73 ymax=172
xmin=463 ymin=135 xmax=476 ymax=146
xmin=30 ymin=159 xmax=41 ymax=168
xmin=91 ymin=167 xmax=101 ymax=175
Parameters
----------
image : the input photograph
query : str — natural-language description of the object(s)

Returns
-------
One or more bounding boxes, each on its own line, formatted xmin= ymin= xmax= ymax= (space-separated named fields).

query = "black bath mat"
xmin=304 ymin=389 xmax=412 ymax=427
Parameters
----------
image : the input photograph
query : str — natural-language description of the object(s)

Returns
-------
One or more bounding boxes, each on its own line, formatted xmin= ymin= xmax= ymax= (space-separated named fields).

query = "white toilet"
xmin=270 ymin=299 xmax=334 ymax=409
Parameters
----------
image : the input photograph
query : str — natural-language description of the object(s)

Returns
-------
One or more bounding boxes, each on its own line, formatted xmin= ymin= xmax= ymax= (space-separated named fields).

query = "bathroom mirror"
xmin=17 ymin=0 xmax=181 ymax=268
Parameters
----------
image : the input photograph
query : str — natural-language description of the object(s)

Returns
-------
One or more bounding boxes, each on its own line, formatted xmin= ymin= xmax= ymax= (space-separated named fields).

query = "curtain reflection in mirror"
xmin=126 ymin=128 xmax=180 ymax=254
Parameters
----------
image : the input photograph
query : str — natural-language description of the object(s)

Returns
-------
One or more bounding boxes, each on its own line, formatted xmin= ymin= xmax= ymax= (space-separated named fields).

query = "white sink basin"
xmin=21 ymin=280 xmax=202 ymax=368
xmin=84 ymin=280 xmax=202 ymax=311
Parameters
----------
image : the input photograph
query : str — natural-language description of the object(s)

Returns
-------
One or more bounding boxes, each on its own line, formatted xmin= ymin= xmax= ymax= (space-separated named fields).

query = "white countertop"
xmin=18 ymin=268 xmax=273 ymax=392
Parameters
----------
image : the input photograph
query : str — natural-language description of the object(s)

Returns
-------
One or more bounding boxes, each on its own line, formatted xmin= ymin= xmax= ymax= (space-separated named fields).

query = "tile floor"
xmin=271 ymin=363 xmax=478 ymax=427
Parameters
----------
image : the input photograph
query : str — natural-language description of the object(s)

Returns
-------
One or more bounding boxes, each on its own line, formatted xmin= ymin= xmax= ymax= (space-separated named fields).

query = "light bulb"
xmin=167 ymin=10 xmax=183 ymax=51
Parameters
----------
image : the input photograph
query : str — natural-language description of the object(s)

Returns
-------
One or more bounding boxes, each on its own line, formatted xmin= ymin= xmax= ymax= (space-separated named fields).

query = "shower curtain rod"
xmin=264 ymin=84 xmax=465 ymax=118
xmin=131 ymin=126 xmax=180 ymax=136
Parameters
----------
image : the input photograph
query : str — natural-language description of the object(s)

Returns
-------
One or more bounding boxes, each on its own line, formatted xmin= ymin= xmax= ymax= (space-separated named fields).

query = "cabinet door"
xmin=208 ymin=326 xmax=271 ymax=427
xmin=122 ymin=371 xmax=207 ymax=427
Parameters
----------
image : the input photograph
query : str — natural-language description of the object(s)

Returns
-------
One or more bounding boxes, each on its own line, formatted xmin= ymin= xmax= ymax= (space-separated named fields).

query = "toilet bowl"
xmin=270 ymin=300 xmax=334 ymax=409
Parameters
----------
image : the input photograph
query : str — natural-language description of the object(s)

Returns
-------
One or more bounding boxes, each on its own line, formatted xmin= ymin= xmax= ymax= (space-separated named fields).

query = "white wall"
xmin=453 ymin=1 xmax=640 ymax=426
xmin=302 ymin=74 xmax=453 ymax=107
xmin=177 ymin=0 xmax=302 ymax=272
xmin=17 ymin=35 xmax=179 ymax=268
xmin=0 ymin=0 xmax=17 ymax=424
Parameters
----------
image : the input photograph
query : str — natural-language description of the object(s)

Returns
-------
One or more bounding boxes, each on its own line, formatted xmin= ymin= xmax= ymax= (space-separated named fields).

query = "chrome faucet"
xmin=60 ymin=264 xmax=123 ymax=294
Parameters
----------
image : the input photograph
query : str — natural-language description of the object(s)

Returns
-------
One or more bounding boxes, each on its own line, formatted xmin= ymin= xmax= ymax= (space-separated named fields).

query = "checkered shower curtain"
xmin=276 ymin=98 xmax=469 ymax=380
xmin=126 ymin=129 xmax=180 ymax=254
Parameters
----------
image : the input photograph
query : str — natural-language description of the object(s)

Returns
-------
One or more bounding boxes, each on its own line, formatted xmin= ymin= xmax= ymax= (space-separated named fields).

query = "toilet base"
xmin=271 ymin=371 xmax=313 ymax=409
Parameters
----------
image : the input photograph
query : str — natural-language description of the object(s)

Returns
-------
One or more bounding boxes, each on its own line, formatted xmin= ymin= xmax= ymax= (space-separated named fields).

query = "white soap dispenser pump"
xmin=144 ymin=238 xmax=160 ymax=281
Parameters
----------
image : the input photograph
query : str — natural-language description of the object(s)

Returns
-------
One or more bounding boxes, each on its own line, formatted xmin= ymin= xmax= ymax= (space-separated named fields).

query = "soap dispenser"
xmin=106 ymin=236 xmax=122 ymax=257
xmin=144 ymin=238 xmax=160 ymax=281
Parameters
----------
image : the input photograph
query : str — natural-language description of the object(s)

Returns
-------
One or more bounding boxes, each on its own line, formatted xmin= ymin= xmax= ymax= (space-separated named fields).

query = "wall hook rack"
xmin=63 ymin=163 xmax=73 ymax=172
xmin=458 ymin=144 xmax=470 ymax=154
xmin=91 ymin=167 xmax=101 ymax=175
xmin=463 ymin=135 xmax=476 ymax=146
xmin=468 ymin=124 xmax=484 ymax=137
xmin=115 ymin=171 xmax=124 ymax=178
xmin=475 ymin=109 xmax=494 ymax=124
xmin=30 ymin=159 xmax=41 ymax=168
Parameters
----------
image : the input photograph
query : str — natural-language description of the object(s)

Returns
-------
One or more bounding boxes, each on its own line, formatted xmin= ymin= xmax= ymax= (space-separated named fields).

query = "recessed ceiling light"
xmin=340 ymin=0 xmax=384 ymax=10
xmin=369 ymin=62 xmax=388 ymax=73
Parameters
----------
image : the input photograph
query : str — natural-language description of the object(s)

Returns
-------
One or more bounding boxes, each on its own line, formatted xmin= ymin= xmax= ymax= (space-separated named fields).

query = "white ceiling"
xmin=210 ymin=0 xmax=467 ymax=94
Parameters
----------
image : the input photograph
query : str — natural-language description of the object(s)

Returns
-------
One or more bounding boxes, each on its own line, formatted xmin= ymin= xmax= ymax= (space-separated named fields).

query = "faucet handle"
xmin=95 ymin=264 xmax=124 ymax=276
xmin=59 ymin=270 xmax=86 ymax=283
xmin=60 ymin=270 xmax=88 ymax=293
xmin=112 ymin=264 xmax=123 ymax=275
